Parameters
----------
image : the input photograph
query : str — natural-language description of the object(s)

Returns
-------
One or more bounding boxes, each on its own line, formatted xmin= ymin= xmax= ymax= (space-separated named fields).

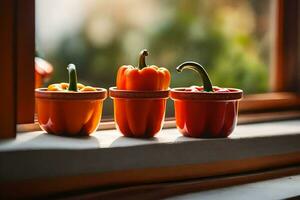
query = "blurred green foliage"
xmin=37 ymin=0 xmax=272 ymax=117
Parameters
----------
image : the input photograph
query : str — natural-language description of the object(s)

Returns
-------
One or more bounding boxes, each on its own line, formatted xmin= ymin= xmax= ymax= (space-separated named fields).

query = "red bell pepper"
xmin=35 ymin=57 xmax=53 ymax=88
xmin=111 ymin=49 xmax=170 ymax=138
xmin=170 ymin=61 xmax=243 ymax=138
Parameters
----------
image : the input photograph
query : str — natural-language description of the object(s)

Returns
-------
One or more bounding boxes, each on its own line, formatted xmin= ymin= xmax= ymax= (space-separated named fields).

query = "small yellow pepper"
xmin=47 ymin=64 xmax=97 ymax=92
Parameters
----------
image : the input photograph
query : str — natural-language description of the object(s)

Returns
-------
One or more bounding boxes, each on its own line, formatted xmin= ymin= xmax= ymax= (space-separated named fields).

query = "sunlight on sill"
xmin=1 ymin=119 xmax=300 ymax=151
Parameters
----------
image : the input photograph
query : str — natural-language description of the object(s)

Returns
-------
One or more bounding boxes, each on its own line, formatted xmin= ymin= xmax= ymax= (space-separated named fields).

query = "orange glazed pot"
xmin=109 ymin=87 xmax=169 ymax=138
xmin=35 ymin=88 xmax=107 ymax=136
xmin=170 ymin=88 xmax=243 ymax=138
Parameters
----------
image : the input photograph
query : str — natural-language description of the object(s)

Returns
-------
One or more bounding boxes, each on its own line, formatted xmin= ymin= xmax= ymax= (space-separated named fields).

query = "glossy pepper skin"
xmin=112 ymin=49 xmax=170 ymax=138
xmin=36 ymin=64 xmax=106 ymax=136
xmin=116 ymin=50 xmax=170 ymax=90
xmin=171 ymin=62 xmax=242 ymax=138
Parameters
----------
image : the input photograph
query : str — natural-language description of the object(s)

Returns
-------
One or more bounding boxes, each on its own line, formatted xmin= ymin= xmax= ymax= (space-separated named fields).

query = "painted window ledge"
xmin=0 ymin=119 xmax=300 ymax=198
xmin=1 ymin=119 xmax=300 ymax=181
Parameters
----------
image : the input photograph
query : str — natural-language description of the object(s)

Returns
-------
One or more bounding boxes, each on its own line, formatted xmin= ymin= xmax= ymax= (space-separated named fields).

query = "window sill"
xmin=168 ymin=174 xmax=300 ymax=200
xmin=1 ymin=119 xmax=300 ymax=198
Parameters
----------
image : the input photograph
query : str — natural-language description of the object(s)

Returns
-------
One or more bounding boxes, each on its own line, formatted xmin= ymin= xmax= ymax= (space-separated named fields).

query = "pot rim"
xmin=35 ymin=88 xmax=107 ymax=100
xmin=109 ymin=87 xmax=170 ymax=99
xmin=170 ymin=87 xmax=243 ymax=101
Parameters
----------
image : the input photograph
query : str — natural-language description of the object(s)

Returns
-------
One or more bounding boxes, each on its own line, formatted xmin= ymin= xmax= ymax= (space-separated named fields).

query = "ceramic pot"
xmin=170 ymin=87 xmax=243 ymax=138
xmin=35 ymin=88 xmax=107 ymax=136
xmin=109 ymin=87 xmax=169 ymax=138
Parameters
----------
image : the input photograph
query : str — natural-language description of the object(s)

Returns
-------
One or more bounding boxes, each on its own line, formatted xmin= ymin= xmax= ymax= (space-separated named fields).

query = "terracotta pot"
xmin=109 ymin=87 xmax=169 ymax=138
xmin=35 ymin=88 xmax=107 ymax=136
xmin=170 ymin=87 xmax=243 ymax=138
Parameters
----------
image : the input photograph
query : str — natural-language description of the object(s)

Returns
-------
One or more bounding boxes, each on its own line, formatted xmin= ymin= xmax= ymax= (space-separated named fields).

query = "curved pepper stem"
xmin=67 ymin=64 xmax=78 ymax=92
xmin=138 ymin=49 xmax=149 ymax=69
xmin=176 ymin=61 xmax=213 ymax=92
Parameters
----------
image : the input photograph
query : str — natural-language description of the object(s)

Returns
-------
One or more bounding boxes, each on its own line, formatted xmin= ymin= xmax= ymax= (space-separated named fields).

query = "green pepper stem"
xmin=67 ymin=64 xmax=78 ymax=92
xmin=138 ymin=49 xmax=149 ymax=69
xmin=176 ymin=61 xmax=213 ymax=92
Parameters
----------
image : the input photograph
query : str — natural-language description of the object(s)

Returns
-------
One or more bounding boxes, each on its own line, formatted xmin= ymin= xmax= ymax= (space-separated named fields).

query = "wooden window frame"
xmin=1 ymin=0 xmax=300 ymax=139
xmin=0 ymin=0 xmax=35 ymax=139
xmin=0 ymin=0 xmax=16 ymax=139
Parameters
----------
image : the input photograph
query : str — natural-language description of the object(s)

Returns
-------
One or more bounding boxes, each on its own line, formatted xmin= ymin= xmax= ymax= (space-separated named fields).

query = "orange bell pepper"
xmin=116 ymin=49 xmax=170 ymax=90
xmin=112 ymin=49 xmax=170 ymax=138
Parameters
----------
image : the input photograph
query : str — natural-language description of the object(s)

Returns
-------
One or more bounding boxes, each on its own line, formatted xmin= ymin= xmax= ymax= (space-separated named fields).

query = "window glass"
xmin=36 ymin=0 xmax=274 ymax=117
